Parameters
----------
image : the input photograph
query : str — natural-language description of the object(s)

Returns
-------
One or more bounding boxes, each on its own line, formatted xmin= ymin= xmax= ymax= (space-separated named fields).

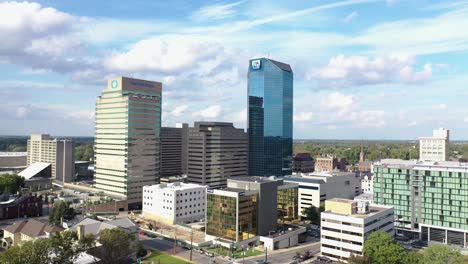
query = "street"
xmin=139 ymin=234 xmax=321 ymax=264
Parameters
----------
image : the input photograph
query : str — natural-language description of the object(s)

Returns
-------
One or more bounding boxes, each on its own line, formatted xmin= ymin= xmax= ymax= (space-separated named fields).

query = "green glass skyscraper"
xmin=248 ymin=58 xmax=293 ymax=177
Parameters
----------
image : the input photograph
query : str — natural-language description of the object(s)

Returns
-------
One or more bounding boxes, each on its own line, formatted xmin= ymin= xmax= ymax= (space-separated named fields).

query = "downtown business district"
xmin=1 ymin=58 xmax=467 ymax=263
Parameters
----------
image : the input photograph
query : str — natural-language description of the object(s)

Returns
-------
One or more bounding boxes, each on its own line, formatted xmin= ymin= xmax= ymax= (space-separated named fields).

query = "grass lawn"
xmin=206 ymin=247 xmax=263 ymax=259
xmin=136 ymin=251 xmax=191 ymax=264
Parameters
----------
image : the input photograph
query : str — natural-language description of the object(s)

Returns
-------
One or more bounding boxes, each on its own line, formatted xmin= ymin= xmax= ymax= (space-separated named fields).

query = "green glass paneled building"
xmin=373 ymin=159 xmax=468 ymax=247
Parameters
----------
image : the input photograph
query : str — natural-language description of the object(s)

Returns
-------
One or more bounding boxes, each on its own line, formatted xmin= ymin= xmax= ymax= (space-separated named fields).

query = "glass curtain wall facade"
xmin=248 ymin=58 xmax=293 ymax=177
xmin=206 ymin=192 xmax=258 ymax=242
xmin=373 ymin=162 xmax=468 ymax=247
xmin=277 ymin=186 xmax=299 ymax=222
xmin=94 ymin=77 xmax=161 ymax=209
xmin=206 ymin=194 xmax=238 ymax=241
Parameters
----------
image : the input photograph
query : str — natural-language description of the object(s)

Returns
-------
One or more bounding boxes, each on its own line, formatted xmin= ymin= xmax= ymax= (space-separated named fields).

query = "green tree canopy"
xmin=96 ymin=228 xmax=136 ymax=264
xmin=302 ymin=205 xmax=320 ymax=224
xmin=363 ymin=232 xmax=406 ymax=264
xmin=420 ymin=244 xmax=466 ymax=264
xmin=0 ymin=174 xmax=25 ymax=194
xmin=49 ymin=201 xmax=75 ymax=225
xmin=75 ymin=144 xmax=93 ymax=161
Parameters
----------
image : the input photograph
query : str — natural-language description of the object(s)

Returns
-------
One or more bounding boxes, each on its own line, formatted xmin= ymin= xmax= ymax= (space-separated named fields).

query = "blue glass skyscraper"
xmin=248 ymin=58 xmax=293 ymax=177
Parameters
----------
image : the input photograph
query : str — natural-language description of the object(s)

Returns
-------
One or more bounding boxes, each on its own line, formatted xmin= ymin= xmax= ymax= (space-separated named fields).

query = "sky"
xmin=1 ymin=0 xmax=468 ymax=140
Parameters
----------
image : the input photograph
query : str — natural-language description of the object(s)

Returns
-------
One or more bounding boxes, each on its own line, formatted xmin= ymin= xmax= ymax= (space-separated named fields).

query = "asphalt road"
xmin=140 ymin=234 xmax=321 ymax=264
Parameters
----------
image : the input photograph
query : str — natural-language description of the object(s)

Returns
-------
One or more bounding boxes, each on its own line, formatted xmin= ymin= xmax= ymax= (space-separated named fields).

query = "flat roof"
xmin=144 ymin=182 xmax=206 ymax=191
xmin=283 ymin=177 xmax=324 ymax=185
xmin=0 ymin=152 xmax=27 ymax=157
xmin=229 ymin=176 xmax=277 ymax=183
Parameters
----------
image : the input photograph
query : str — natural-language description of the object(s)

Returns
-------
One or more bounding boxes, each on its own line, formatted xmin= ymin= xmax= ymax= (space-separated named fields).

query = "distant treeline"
xmin=294 ymin=141 xmax=468 ymax=165
xmin=0 ymin=136 xmax=94 ymax=161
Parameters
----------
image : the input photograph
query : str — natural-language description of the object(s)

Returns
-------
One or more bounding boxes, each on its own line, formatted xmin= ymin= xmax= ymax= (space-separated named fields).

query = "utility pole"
xmin=173 ymin=228 xmax=177 ymax=255
xmin=190 ymin=228 xmax=193 ymax=261
xmin=265 ymin=247 xmax=268 ymax=263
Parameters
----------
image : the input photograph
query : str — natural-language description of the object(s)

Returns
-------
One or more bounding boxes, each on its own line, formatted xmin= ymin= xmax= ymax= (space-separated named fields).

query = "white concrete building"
xmin=285 ymin=172 xmax=361 ymax=216
xmin=419 ymin=128 xmax=449 ymax=162
xmin=320 ymin=199 xmax=394 ymax=263
xmin=360 ymin=174 xmax=373 ymax=193
xmin=142 ymin=182 xmax=206 ymax=224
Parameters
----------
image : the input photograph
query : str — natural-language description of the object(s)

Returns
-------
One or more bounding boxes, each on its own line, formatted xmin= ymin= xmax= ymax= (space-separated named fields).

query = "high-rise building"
xmin=187 ymin=122 xmax=247 ymax=189
xmin=419 ymin=128 xmax=449 ymax=161
xmin=26 ymin=134 xmax=74 ymax=183
xmin=248 ymin=58 xmax=293 ymax=177
xmin=320 ymin=199 xmax=394 ymax=263
xmin=160 ymin=124 xmax=188 ymax=177
xmin=373 ymin=159 xmax=468 ymax=248
xmin=94 ymin=77 xmax=162 ymax=209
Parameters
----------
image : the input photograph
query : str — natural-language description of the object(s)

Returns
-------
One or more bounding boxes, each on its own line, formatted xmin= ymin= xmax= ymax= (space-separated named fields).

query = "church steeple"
xmin=359 ymin=142 xmax=365 ymax=162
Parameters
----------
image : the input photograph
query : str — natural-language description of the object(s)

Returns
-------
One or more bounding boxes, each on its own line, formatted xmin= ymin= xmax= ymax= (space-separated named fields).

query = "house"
xmin=1 ymin=219 xmax=63 ymax=248
xmin=68 ymin=217 xmax=138 ymax=239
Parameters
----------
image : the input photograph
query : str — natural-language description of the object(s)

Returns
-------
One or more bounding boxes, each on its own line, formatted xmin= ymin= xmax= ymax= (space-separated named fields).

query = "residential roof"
xmin=18 ymin=162 xmax=51 ymax=179
xmin=69 ymin=217 xmax=138 ymax=236
xmin=3 ymin=219 xmax=63 ymax=237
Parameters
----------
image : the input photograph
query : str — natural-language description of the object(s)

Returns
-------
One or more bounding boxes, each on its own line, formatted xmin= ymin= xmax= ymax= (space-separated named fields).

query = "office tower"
xmin=94 ymin=77 xmax=162 ymax=209
xmin=248 ymin=58 xmax=293 ymax=177
xmin=373 ymin=159 xmax=468 ymax=247
xmin=320 ymin=199 xmax=394 ymax=263
xmin=160 ymin=124 xmax=188 ymax=177
xmin=205 ymin=176 xmax=299 ymax=245
xmin=142 ymin=182 xmax=206 ymax=224
xmin=187 ymin=122 xmax=247 ymax=189
xmin=26 ymin=134 xmax=74 ymax=183
xmin=419 ymin=128 xmax=449 ymax=161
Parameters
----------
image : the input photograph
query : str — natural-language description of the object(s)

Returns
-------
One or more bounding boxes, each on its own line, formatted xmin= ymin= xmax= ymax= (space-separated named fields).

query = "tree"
xmin=95 ymin=228 xmax=136 ymax=264
xmin=420 ymin=244 xmax=465 ymax=264
xmin=49 ymin=201 xmax=75 ymax=225
xmin=0 ymin=238 xmax=51 ymax=264
xmin=403 ymin=251 xmax=424 ymax=264
xmin=363 ymin=232 xmax=406 ymax=264
xmin=302 ymin=205 xmax=320 ymax=224
xmin=348 ymin=254 xmax=371 ymax=264
xmin=0 ymin=174 xmax=25 ymax=194
xmin=26 ymin=206 xmax=39 ymax=217
xmin=0 ymin=231 xmax=96 ymax=264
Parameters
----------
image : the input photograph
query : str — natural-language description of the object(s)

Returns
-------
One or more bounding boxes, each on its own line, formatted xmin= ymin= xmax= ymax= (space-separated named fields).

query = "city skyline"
xmin=1 ymin=0 xmax=468 ymax=139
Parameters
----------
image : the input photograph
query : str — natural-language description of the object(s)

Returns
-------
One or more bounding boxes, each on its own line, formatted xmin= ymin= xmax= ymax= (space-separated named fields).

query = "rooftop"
xmin=3 ymin=219 xmax=63 ymax=237
xmin=283 ymin=177 xmax=324 ymax=185
xmin=0 ymin=152 xmax=27 ymax=157
xmin=144 ymin=182 xmax=206 ymax=191
xmin=18 ymin=162 xmax=51 ymax=179
xmin=229 ymin=176 xmax=278 ymax=183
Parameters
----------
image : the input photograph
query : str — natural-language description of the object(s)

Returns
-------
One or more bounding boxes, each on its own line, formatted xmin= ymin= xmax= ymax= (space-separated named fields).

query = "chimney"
xmin=77 ymin=225 xmax=85 ymax=239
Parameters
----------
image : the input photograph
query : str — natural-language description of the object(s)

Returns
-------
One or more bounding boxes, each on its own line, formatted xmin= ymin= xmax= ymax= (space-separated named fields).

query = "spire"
xmin=359 ymin=141 xmax=365 ymax=162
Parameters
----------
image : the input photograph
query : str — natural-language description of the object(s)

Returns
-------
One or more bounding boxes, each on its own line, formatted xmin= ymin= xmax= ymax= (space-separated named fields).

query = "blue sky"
xmin=1 ymin=0 xmax=468 ymax=139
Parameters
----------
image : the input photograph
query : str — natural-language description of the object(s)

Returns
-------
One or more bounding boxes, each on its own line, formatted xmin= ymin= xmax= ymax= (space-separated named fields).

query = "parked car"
xmin=255 ymin=260 xmax=266 ymax=264
xmin=205 ymin=251 xmax=214 ymax=257
xmin=194 ymin=248 xmax=204 ymax=254
xmin=138 ymin=231 xmax=146 ymax=236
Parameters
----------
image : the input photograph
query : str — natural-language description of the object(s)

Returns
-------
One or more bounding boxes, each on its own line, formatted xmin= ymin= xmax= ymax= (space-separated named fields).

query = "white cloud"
xmin=294 ymin=112 xmax=315 ymax=122
xmin=192 ymin=105 xmax=223 ymax=119
xmin=310 ymin=54 xmax=432 ymax=85
xmin=170 ymin=105 xmax=189 ymax=117
xmin=325 ymin=125 xmax=337 ymax=130
xmin=342 ymin=11 xmax=358 ymax=23
xmin=464 ymin=117 xmax=468 ymax=123
xmin=320 ymin=92 xmax=356 ymax=116
xmin=0 ymin=1 xmax=85 ymax=71
xmin=15 ymin=106 xmax=30 ymax=118
xmin=350 ymin=110 xmax=386 ymax=128
xmin=191 ymin=1 xmax=244 ymax=21
xmin=431 ymin=104 xmax=448 ymax=110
